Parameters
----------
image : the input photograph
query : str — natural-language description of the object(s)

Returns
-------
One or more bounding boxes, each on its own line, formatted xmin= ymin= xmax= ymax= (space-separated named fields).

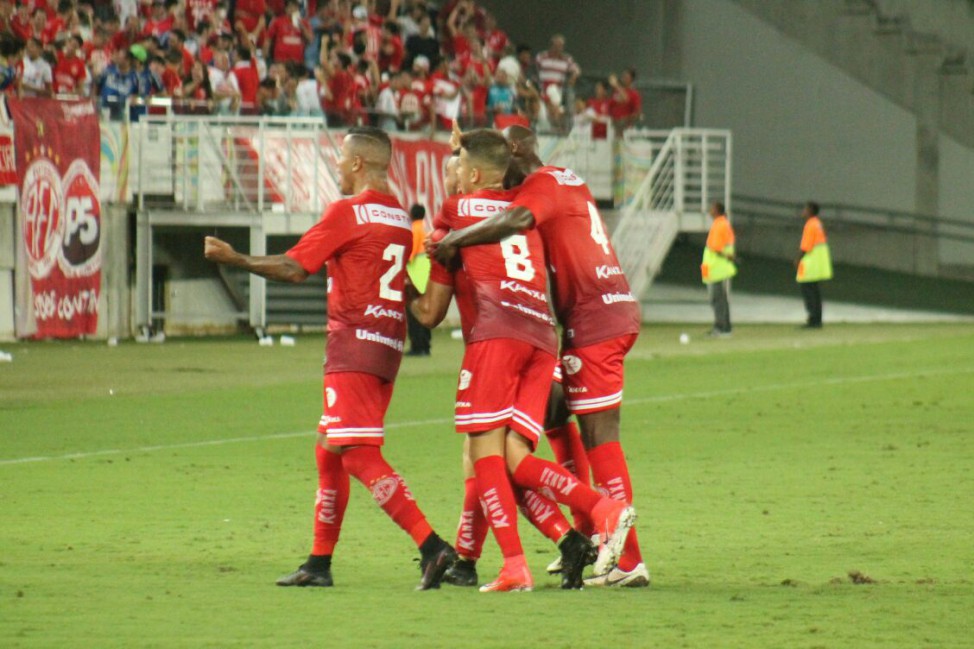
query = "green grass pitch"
xmin=1 ymin=323 xmax=972 ymax=648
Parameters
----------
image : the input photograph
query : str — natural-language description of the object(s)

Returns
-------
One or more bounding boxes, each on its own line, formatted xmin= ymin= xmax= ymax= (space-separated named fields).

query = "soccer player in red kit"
xmin=204 ymin=126 xmax=456 ymax=590
xmin=419 ymin=130 xmax=635 ymax=591
xmin=411 ymin=153 xmax=595 ymax=590
xmin=432 ymin=125 xmax=650 ymax=587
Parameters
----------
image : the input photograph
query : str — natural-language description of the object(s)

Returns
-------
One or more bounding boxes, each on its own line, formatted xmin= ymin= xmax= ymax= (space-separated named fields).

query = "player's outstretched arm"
xmin=430 ymin=206 xmax=535 ymax=265
xmin=204 ymin=236 xmax=310 ymax=283
xmin=409 ymin=281 xmax=455 ymax=329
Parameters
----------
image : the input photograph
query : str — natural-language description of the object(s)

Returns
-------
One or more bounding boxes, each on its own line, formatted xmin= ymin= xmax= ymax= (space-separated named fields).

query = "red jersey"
xmin=40 ymin=17 xmax=66 ymax=45
xmin=609 ymin=87 xmax=642 ymax=120
xmin=10 ymin=15 xmax=33 ymax=41
xmin=286 ymin=190 xmax=413 ymax=381
xmin=512 ymin=166 xmax=640 ymax=347
xmin=484 ymin=29 xmax=508 ymax=62
xmin=234 ymin=0 xmax=267 ymax=33
xmin=142 ymin=15 xmax=175 ymax=39
xmin=267 ymin=15 xmax=308 ymax=63
xmin=378 ymin=36 xmax=404 ymax=73
xmin=439 ymin=188 xmax=556 ymax=354
xmin=52 ymin=55 xmax=88 ymax=94
xmin=231 ymin=60 xmax=259 ymax=106
xmin=185 ymin=0 xmax=218 ymax=31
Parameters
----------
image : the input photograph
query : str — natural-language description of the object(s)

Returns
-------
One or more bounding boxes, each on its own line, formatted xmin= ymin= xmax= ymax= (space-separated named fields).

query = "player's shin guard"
xmin=515 ymin=487 xmax=571 ymax=544
xmin=545 ymin=422 xmax=593 ymax=535
xmin=456 ymin=477 xmax=488 ymax=560
xmin=588 ymin=440 xmax=643 ymax=571
xmin=341 ymin=445 xmax=433 ymax=547
xmin=473 ymin=455 xmax=524 ymax=559
xmin=312 ymin=444 xmax=349 ymax=556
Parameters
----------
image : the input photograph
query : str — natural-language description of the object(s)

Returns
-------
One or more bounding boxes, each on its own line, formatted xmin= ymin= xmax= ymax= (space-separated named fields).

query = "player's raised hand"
xmin=204 ymin=236 xmax=236 ymax=264
xmin=449 ymin=119 xmax=463 ymax=151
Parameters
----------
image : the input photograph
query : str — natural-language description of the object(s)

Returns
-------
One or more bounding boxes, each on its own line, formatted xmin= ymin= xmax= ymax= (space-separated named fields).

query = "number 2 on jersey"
xmin=500 ymin=234 xmax=536 ymax=281
xmin=588 ymin=201 xmax=610 ymax=255
xmin=379 ymin=243 xmax=405 ymax=301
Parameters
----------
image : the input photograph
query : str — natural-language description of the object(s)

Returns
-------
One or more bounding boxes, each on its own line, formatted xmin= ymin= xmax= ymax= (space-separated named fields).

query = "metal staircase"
xmin=612 ymin=129 xmax=732 ymax=299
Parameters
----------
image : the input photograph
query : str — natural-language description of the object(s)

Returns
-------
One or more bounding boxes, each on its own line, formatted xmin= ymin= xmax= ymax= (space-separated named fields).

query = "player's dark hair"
xmin=712 ymin=201 xmax=725 ymax=215
xmin=460 ymin=129 xmax=511 ymax=172
xmin=806 ymin=201 xmax=820 ymax=216
xmin=410 ymin=204 xmax=426 ymax=221
xmin=347 ymin=125 xmax=393 ymax=159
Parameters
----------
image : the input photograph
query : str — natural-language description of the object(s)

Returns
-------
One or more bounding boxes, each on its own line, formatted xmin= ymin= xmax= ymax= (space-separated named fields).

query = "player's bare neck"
xmin=354 ymin=173 xmax=391 ymax=197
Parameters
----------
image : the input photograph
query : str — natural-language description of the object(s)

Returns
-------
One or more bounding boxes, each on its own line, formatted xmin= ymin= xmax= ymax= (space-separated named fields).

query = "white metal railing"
xmin=611 ymin=128 xmax=732 ymax=298
xmin=132 ymin=114 xmax=342 ymax=215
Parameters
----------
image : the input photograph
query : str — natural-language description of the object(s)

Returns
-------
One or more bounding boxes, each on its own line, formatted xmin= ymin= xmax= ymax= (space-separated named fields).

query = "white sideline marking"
xmin=2 ymin=367 xmax=971 ymax=467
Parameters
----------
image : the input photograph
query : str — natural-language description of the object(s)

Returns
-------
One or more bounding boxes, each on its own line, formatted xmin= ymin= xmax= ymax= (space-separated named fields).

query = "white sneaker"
xmin=592 ymin=505 xmax=637 ymax=576
xmin=584 ymin=562 xmax=651 ymax=588
xmin=546 ymin=555 xmax=562 ymax=574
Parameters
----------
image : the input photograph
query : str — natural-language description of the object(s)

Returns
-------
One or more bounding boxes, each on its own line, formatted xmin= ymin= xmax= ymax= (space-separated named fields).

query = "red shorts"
xmin=317 ymin=372 xmax=393 ymax=446
xmin=455 ymin=339 xmax=556 ymax=450
xmin=560 ymin=334 xmax=637 ymax=414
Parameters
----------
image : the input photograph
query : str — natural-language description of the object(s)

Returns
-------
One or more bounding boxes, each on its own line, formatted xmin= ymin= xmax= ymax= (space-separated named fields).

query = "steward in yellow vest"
xmin=795 ymin=201 xmax=832 ymax=329
xmin=701 ymin=201 xmax=736 ymax=336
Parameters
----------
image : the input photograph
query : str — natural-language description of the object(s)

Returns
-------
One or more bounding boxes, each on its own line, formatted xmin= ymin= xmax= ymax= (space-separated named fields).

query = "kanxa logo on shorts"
xmin=458 ymin=369 xmax=473 ymax=390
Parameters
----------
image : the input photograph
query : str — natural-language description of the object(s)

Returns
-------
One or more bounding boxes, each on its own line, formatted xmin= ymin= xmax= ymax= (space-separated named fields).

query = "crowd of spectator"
xmin=0 ymin=0 xmax=644 ymax=135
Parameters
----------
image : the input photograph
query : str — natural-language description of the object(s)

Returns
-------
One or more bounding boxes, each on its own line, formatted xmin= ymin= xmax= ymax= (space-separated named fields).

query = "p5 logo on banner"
xmin=9 ymin=98 xmax=102 ymax=338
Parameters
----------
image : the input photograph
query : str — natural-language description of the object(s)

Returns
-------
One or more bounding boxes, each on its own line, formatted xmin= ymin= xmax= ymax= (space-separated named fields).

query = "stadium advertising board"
xmin=9 ymin=98 xmax=102 ymax=338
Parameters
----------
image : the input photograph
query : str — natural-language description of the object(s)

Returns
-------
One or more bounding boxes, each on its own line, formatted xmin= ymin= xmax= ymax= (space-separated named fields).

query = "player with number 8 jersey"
xmin=439 ymin=191 xmax=557 ymax=356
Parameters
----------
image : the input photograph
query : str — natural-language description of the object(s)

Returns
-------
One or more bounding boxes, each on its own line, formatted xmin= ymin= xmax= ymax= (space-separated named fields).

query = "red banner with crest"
xmin=10 ymin=98 xmax=102 ymax=338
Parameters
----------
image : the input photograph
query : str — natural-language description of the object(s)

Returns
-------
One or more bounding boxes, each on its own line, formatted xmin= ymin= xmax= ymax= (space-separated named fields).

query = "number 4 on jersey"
xmin=588 ymin=201 xmax=610 ymax=255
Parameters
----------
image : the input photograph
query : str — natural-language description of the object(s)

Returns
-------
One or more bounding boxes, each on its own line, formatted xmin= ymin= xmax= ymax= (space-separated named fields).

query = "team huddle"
xmin=204 ymin=123 xmax=649 ymax=591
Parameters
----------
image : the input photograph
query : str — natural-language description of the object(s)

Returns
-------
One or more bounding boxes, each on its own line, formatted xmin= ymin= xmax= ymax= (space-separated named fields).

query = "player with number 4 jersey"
xmin=431 ymin=125 xmax=649 ymax=588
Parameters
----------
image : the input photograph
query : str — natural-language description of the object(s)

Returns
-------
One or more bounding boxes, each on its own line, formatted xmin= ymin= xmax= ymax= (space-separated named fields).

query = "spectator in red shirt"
xmin=322 ymin=48 xmax=356 ymax=125
xmin=31 ymin=9 xmax=51 ymax=46
xmin=40 ymin=0 xmax=72 ymax=47
xmin=10 ymin=5 xmax=33 ymax=42
xmin=84 ymin=27 xmax=114 ymax=81
xmin=234 ymin=0 xmax=267 ymax=47
xmin=185 ymin=0 xmax=218 ymax=33
xmin=230 ymin=43 xmax=260 ymax=111
xmin=608 ymin=68 xmax=642 ymax=133
xmin=167 ymin=29 xmax=195 ymax=77
xmin=460 ymin=37 xmax=491 ymax=126
xmin=142 ymin=0 xmax=174 ymax=41
xmin=482 ymin=13 xmax=507 ymax=65
xmin=111 ymin=15 xmax=142 ymax=52
xmin=53 ymin=35 xmax=90 ymax=95
xmin=265 ymin=0 xmax=312 ymax=64
xmin=181 ymin=58 xmax=214 ymax=112
xmin=586 ymin=80 xmax=611 ymax=139
xmin=161 ymin=48 xmax=185 ymax=97
xmin=377 ymin=20 xmax=404 ymax=74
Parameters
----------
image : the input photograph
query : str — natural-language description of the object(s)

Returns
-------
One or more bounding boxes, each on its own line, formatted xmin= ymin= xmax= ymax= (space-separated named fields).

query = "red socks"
xmin=544 ymin=422 xmax=593 ymax=535
xmin=511 ymin=454 xmax=602 ymax=514
xmin=516 ymin=488 xmax=571 ymax=544
xmin=341 ymin=445 xmax=433 ymax=547
xmin=312 ymin=444 xmax=349 ymax=556
xmin=474 ymin=455 xmax=523 ymax=559
xmin=456 ymin=477 xmax=488 ymax=560
xmin=588 ymin=441 xmax=643 ymax=571
xmin=544 ymin=422 xmax=591 ymax=484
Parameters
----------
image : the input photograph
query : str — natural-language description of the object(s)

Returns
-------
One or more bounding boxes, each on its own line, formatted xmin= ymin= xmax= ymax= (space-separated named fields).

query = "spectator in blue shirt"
xmin=486 ymin=68 xmax=516 ymax=118
xmin=99 ymin=48 xmax=140 ymax=120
